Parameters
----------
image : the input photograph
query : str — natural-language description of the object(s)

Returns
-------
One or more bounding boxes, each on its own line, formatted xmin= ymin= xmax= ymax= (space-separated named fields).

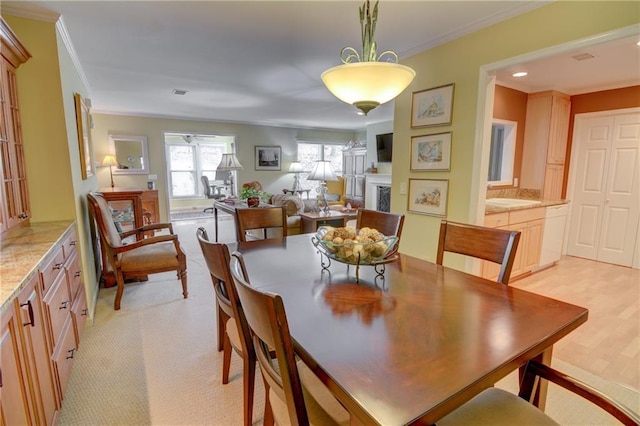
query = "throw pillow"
xmin=270 ymin=194 xmax=304 ymax=216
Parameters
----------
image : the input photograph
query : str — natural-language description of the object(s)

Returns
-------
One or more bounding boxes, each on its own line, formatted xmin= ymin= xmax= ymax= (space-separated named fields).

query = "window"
xmin=297 ymin=142 xmax=344 ymax=193
xmin=488 ymin=119 xmax=516 ymax=186
xmin=164 ymin=133 xmax=235 ymax=198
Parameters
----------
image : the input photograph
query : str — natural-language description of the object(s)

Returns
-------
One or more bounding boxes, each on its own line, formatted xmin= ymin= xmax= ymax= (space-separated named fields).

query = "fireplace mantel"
xmin=365 ymin=174 xmax=391 ymax=210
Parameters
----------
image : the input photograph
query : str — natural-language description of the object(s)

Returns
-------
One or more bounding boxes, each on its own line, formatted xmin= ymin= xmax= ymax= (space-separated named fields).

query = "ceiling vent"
xmin=571 ymin=53 xmax=595 ymax=61
xmin=172 ymin=89 xmax=188 ymax=95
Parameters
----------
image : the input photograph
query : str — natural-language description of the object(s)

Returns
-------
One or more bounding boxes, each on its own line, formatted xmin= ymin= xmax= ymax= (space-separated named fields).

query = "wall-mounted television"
xmin=376 ymin=133 xmax=393 ymax=163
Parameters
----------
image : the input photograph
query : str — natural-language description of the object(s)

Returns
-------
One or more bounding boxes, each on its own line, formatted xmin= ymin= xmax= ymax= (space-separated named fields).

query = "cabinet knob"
xmin=53 ymin=263 xmax=64 ymax=270
xmin=59 ymin=300 xmax=69 ymax=310
xmin=82 ymin=308 xmax=88 ymax=316
xmin=70 ymin=240 xmax=77 ymax=246
xmin=20 ymin=301 xmax=34 ymax=327
xmin=74 ymin=270 xmax=82 ymax=277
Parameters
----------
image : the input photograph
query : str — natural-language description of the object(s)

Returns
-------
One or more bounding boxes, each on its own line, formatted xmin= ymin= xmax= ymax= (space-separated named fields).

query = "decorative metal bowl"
xmin=311 ymin=226 xmax=399 ymax=281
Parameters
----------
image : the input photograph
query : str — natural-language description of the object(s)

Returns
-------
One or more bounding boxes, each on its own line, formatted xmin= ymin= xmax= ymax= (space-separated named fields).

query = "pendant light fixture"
xmin=321 ymin=0 xmax=416 ymax=115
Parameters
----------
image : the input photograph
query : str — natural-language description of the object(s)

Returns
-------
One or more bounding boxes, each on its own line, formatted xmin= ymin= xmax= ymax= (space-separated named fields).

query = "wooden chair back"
xmin=356 ymin=209 xmax=405 ymax=255
xmin=236 ymin=206 xmax=287 ymax=241
xmin=196 ymin=228 xmax=252 ymax=355
xmin=229 ymin=252 xmax=309 ymax=425
xmin=87 ymin=191 xmax=125 ymax=249
xmin=436 ymin=220 xmax=520 ymax=285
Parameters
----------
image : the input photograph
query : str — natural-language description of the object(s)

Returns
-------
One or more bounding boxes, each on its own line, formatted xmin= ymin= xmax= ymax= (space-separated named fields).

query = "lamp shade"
xmin=288 ymin=161 xmax=304 ymax=173
xmin=101 ymin=155 xmax=118 ymax=167
xmin=217 ymin=153 xmax=243 ymax=171
xmin=322 ymin=62 xmax=415 ymax=114
xmin=308 ymin=161 xmax=338 ymax=182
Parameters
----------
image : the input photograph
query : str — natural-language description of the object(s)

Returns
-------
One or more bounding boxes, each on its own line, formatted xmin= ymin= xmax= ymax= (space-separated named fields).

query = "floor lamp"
xmin=288 ymin=161 xmax=304 ymax=191
xmin=217 ymin=153 xmax=243 ymax=197
xmin=308 ymin=160 xmax=338 ymax=215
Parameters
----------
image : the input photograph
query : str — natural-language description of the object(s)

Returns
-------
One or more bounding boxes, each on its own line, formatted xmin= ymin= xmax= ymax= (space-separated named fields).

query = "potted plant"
xmin=240 ymin=181 xmax=267 ymax=207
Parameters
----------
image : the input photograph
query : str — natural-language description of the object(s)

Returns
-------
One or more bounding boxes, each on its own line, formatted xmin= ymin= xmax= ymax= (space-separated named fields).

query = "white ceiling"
xmin=4 ymin=1 xmax=639 ymax=131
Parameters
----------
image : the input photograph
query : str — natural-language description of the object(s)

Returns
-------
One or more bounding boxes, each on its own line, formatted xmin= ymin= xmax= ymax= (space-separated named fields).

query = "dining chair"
xmin=201 ymin=175 xmax=222 ymax=213
xmin=229 ymin=252 xmax=350 ymax=426
xmin=436 ymin=220 xmax=520 ymax=285
xmin=87 ymin=192 xmax=188 ymax=310
xmin=236 ymin=206 xmax=288 ymax=242
xmin=196 ymin=228 xmax=257 ymax=426
xmin=356 ymin=209 xmax=405 ymax=255
xmin=438 ymin=359 xmax=640 ymax=425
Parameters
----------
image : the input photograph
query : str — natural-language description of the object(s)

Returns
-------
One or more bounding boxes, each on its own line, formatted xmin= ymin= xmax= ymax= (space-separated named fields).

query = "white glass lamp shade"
xmin=308 ymin=161 xmax=338 ymax=182
xmin=321 ymin=62 xmax=416 ymax=114
xmin=217 ymin=153 xmax=243 ymax=171
xmin=288 ymin=161 xmax=304 ymax=173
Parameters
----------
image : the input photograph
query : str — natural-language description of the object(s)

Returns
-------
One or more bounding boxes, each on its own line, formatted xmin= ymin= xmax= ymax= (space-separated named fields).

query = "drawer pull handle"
xmin=70 ymin=240 xmax=77 ymax=246
xmin=20 ymin=301 xmax=34 ymax=327
xmin=59 ymin=300 xmax=69 ymax=310
xmin=66 ymin=348 xmax=76 ymax=359
xmin=53 ymin=263 xmax=64 ymax=270
xmin=74 ymin=271 xmax=81 ymax=277
xmin=0 ymin=368 xmax=3 ymax=388
xmin=82 ymin=308 xmax=88 ymax=316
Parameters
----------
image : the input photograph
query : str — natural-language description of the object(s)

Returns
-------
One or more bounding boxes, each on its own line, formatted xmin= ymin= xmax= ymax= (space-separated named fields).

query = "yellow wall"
xmin=392 ymin=1 xmax=640 ymax=265
xmin=92 ymin=113 xmax=357 ymax=221
xmin=6 ymin=15 xmax=100 ymax=316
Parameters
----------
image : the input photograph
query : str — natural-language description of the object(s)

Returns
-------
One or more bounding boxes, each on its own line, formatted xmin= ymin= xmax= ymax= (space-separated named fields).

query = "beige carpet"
xmin=58 ymin=217 xmax=639 ymax=425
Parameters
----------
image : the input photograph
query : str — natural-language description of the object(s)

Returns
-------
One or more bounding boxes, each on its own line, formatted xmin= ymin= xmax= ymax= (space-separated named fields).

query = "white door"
xmin=567 ymin=110 xmax=640 ymax=267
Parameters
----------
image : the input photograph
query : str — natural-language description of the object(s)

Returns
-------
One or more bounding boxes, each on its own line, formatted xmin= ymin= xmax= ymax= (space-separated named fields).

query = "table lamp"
xmin=101 ymin=155 xmax=118 ymax=188
xmin=217 ymin=153 xmax=243 ymax=197
xmin=288 ymin=161 xmax=304 ymax=191
xmin=308 ymin=160 xmax=338 ymax=215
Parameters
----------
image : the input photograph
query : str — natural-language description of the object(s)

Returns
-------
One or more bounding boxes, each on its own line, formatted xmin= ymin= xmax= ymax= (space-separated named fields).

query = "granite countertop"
xmin=485 ymin=199 xmax=568 ymax=214
xmin=1 ymin=220 xmax=74 ymax=311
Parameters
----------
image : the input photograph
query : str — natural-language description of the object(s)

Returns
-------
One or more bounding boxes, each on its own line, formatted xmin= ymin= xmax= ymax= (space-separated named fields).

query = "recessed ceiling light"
xmin=512 ymin=71 xmax=528 ymax=78
xmin=172 ymin=89 xmax=188 ymax=95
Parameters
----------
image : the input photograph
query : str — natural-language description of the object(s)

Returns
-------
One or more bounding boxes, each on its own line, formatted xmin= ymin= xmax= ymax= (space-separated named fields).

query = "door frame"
xmin=565 ymin=107 xmax=640 ymax=269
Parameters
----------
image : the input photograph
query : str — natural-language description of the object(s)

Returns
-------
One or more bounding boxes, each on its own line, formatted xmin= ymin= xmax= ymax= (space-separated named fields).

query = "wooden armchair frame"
xmin=87 ymin=192 xmax=187 ymax=310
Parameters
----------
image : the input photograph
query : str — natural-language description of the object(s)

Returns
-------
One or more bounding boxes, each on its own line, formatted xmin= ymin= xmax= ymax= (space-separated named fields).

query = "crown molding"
xmin=1 ymin=4 xmax=59 ymax=22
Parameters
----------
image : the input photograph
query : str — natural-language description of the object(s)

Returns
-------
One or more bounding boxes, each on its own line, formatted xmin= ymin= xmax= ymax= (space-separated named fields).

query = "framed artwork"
xmin=410 ymin=132 xmax=452 ymax=171
xmin=407 ymin=178 xmax=448 ymax=217
xmin=255 ymin=145 xmax=281 ymax=171
xmin=411 ymin=83 xmax=455 ymax=128
xmin=74 ymin=93 xmax=94 ymax=179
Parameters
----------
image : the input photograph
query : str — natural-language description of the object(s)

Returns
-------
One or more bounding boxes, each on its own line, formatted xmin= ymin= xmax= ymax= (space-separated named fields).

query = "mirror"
xmin=109 ymin=134 xmax=149 ymax=174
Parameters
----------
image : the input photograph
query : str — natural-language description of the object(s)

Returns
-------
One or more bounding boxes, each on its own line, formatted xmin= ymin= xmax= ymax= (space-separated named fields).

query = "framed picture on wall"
xmin=410 ymin=132 xmax=452 ymax=171
xmin=255 ymin=145 xmax=281 ymax=171
xmin=407 ymin=178 xmax=448 ymax=216
xmin=411 ymin=83 xmax=455 ymax=128
xmin=74 ymin=92 xmax=94 ymax=179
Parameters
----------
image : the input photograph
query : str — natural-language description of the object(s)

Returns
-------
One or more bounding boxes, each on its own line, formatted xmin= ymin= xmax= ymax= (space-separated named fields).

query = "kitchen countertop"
xmin=485 ymin=199 xmax=568 ymax=215
xmin=1 ymin=220 xmax=74 ymax=312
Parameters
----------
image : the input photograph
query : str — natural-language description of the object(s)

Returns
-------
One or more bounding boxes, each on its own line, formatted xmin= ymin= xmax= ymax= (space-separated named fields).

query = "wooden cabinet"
xmin=343 ymin=148 xmax=366 ymax=208
xmin=482 ymin=207 xmax=544 ymax=281
xmin=0 ymin=18 xmax=32 ymax=234
xmin=521 ymin=91 xmax=570 ymax=200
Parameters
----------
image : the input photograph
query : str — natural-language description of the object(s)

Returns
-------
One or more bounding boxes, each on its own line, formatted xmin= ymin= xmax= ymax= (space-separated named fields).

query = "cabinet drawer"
xmin=61 ymin=227 xmax=78 ymax=259
xmin=509 ymin=207 xmax=544 ymax=224
xmin=71 ymin=285 xmax=88 ymax=347
xmin=40 ymin=247 xmax=65 ymax=295
xmin=42 ymin=274 xmax=71 ymax=350
xmin=65 ymin=251 xmax=83 ymax=301
xmin=484 ymin=212 xmax=508 ymax=228
xmin=52 ymin=318 xmax=76 ymax=398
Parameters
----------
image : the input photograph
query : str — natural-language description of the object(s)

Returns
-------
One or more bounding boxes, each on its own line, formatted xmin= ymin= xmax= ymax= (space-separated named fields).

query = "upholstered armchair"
xmin=323 ymin=176 xmax=346 ymax=206
xmin=87 ymin=192 xmax=188 ymax=310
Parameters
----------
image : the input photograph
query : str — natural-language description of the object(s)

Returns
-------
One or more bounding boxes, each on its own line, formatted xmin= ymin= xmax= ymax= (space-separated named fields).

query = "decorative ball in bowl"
xmin=314 ymin=226 xmax=398 ymax=265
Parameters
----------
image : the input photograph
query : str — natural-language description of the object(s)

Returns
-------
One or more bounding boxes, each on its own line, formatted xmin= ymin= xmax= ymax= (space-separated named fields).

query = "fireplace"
xmin=365 ymin=174 xmax=392 ymax=211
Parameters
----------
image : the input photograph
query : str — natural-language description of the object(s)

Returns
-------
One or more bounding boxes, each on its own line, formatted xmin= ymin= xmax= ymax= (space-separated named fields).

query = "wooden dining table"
xmin=234 ymin=234 xmax=588 ymax=425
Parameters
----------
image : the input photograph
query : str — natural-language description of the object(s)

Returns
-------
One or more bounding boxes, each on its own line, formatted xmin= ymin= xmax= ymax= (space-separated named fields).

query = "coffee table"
xmin=300 ymin=209 xmax=357 ymax=233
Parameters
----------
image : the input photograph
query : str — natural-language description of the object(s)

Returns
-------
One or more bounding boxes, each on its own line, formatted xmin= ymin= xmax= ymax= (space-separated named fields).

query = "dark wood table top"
xmin=235 ymin=234 xmax=588 ymax=425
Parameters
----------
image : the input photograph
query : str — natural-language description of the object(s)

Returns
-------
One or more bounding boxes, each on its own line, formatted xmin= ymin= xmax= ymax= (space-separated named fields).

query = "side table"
xmin=300 ymin=210 xmax=357 ymax=234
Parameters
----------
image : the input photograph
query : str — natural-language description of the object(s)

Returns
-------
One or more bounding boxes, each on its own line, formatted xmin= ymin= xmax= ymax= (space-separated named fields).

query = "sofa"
xmin=269 ymin=194 xmax=319 ymax=235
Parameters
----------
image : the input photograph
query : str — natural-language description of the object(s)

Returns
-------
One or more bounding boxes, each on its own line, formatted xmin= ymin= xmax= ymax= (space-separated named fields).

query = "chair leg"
xmin=242 ymin=355 xmax=256 ymax=426
xmin=114 ymin=270 xmax=126 ymax=310
xmin=222 ymin=331 xmax=232 ymax=385
xmin=179 ymin=269 xmax=188 ymax=299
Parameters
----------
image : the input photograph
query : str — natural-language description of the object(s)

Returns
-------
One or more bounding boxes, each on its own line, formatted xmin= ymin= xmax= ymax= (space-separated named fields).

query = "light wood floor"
xmin=511 ymin=256 xmax=640 ymax=392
